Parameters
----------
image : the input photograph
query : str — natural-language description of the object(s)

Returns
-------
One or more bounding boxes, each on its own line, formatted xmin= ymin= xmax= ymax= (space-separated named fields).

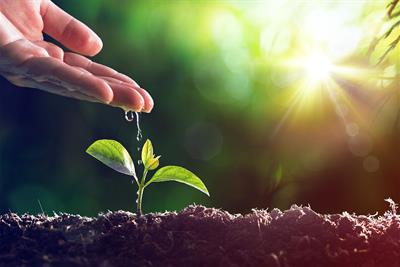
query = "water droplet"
xmin=137 ymin=160 xmax=142 ymax=165
xmin=135 ymin=112 xmax=143 ymax=141
xmin=124 ymin=110 xmax=143 ymax=142
xmin=125 ymin=110 xmax=135 ymax=122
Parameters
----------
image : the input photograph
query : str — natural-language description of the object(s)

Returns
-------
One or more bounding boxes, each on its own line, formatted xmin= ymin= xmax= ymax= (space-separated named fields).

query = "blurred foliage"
xmin=0 ymin=0 xmax=400 ymax=216
xmin=370 ymin=0 xmax=400 ymax=63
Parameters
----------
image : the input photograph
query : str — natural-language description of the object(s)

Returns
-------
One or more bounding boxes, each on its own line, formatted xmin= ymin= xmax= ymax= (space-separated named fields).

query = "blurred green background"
xmin=0 ymin=0 xmax=399 ymax=216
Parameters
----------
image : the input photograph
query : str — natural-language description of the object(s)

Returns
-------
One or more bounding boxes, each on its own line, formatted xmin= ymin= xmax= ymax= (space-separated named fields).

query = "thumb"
xmin=41 ymin=0 xmax=102 ymax=56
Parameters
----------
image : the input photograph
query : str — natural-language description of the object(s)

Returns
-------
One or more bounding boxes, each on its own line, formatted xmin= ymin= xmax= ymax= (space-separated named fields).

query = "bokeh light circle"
xmin=363 ymin=156 xmax=380 ymax=173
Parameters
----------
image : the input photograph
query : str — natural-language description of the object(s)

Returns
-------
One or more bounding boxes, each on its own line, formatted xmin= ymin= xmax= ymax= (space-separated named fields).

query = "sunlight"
xmin=303 ymin=53 xmax=332 ymax=84
xmin=286 ymin=51 xmax=336 ymax=94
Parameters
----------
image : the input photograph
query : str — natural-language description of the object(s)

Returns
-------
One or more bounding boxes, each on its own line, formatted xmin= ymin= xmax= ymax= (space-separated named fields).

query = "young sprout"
xmin=86 ymin=139 xmax=209 ymax=215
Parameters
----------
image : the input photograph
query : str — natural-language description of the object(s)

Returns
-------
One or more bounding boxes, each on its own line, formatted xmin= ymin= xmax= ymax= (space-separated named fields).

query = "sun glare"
xmin=266 ymin=1 xmax=378 ymax=141
xmin=303 ymin=53 xmax=332 ymax=83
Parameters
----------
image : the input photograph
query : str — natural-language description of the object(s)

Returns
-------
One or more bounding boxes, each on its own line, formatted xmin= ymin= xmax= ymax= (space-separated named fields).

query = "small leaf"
xmin=141 ymin=139 xmax=154 ymax=168
xmin=145 ymin=166 xmax=209 ymax=196
xmin=86 ymin=140 xmax=137 ymax=181
xmin=147 ymin=156 xmax=161 ymax=171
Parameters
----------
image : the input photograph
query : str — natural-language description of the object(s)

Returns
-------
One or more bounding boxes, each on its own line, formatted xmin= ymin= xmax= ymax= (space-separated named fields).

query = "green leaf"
xmin=142 ymin=139 xmax=161 ymax=170
xmin=147 ymin=156 xmax=161 ymax=171
xmin=86 ymin=140 xmax=137 ymax=181
xmin=145 ymin=166 xmax=209 ymax=196
xmin=141 ymin=139 xmax=154 ymax=168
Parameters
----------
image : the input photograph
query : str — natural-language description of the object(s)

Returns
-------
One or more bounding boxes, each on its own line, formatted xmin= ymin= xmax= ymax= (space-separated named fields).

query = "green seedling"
xmin=86 ymin=139 xmax=209 ymax=215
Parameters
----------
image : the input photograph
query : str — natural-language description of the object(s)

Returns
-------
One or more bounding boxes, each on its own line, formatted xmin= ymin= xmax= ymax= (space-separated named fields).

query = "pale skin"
xmin=0 ymin=0 xmax=153 ymax=112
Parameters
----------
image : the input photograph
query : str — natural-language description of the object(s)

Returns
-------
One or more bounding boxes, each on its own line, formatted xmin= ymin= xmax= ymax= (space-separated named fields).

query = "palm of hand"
xmin=0 ymin=0 xmax=152 ymax=112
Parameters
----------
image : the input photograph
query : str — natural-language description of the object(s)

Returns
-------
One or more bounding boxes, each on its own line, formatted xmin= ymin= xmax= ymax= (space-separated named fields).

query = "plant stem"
xmin=136 ymin=185 xmax=144 ymax=216
xmin=136 ymin=168 xmax=148 ymax=216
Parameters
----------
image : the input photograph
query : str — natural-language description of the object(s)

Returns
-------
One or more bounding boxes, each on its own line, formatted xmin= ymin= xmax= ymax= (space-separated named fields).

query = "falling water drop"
xmin=124 ymin=110 xmax=143 ymax=142
xmin=125 ymin=110 xmax=135 ymax=122
xmin=137 ymin=160 xmax=142 ymax=165
xmin=135 ymin=112 xmax=143 ymax=141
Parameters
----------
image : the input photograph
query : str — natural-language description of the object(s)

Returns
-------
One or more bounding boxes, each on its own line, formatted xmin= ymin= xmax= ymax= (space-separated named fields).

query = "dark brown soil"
xmin=1 ymin=204 xmax=400 ymax=267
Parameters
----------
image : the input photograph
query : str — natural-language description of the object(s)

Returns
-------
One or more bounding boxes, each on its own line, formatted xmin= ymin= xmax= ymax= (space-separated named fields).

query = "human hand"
xmin=0 ymin=0 xmax=153 ymax=112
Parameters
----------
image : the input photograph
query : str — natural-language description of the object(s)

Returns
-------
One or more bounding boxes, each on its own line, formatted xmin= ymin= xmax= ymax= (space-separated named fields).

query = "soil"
xmin=1 ymin=204 xmax=400 ymax=267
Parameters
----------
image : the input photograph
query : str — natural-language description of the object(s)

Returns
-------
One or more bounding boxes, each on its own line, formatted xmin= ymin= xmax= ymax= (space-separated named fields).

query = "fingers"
xmin=0 ymin=39 xmax=49 ymax=66
xmin=134 ymin=87 xmax=154 ymax=112
xmin=14 ymin=77 xmax=101 ymax=103
xmin=107 ymin=83 xmax=145 ymax=111
xmin=99 ymin=76 xmax=154 ymax=112
xmin=3 ymin=70 xmax=105 ymax=103
xmin=0 ymin=39 xmax=154 ymax=111
xmin=33 ymin=40 xmax=64 ymax=60
xmin=64 ymin=52 xmax=138 ymax=86
xmin=41 ymin=1 xmax=102 ymax=56
xmin=19 ymin=56 xmax=113 ymax=103
xmin=17 ymin=56 xmax=150 ymax=111
xmin=64 ymin=52 xmax=154 ymax=112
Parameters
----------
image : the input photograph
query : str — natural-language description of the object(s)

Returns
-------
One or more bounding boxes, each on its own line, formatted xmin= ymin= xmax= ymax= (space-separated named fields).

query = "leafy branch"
xmin=388 ymin=0 xmax=400 ymax=18
xmin=371 ymin=0 xmax=400 ymax=64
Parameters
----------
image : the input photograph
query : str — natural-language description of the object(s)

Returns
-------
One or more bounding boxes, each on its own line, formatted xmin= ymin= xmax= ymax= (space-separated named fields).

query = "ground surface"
xmin=1 ymin=204 xmax=400 ymax=267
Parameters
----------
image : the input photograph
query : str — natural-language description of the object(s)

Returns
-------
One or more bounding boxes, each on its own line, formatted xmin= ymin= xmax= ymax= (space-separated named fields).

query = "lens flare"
xmin=303 ymin=53 xmax=332 ymax=83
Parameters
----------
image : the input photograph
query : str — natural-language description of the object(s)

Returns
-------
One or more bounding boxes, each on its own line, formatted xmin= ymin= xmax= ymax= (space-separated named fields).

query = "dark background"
xmin=0 ymin=0 xmax=399 ymax=216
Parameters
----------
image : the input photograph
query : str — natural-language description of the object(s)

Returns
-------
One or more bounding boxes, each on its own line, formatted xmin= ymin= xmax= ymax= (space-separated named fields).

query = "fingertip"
xmin=110 ymin=84 xmax=145 ymax=112
xmin=125 ymin=90 xmax=145 ymax=112
xmin=137 ymin=88 xmax=154 ymax=113
xmin=82 ymin=32 xmax=103 ymax=57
